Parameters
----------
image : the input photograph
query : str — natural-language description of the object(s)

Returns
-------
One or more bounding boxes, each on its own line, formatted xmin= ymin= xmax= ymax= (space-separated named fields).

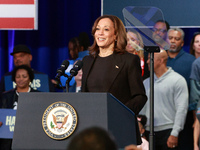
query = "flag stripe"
xmin=0 ymin=0 xmax=34 ymax=4
xmin=0 ymin=5 xmax=35 ymax=17
xmin=0 ymin=18 xmax=34 ymax=29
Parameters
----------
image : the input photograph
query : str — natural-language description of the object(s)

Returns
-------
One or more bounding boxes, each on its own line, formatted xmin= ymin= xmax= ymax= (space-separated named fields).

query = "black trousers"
xmin=146 ymin=129 xmax=179 ymax=150
xmin=178 ymin=110 xmax=194 ymax=150
xmin=0 ymin=139 xmax=12 ymax=150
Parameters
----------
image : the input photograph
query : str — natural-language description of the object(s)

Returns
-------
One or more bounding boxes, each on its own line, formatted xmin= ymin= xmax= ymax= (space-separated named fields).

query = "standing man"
xmin=167 ymin=28 xmax=196 ymax=150
xmin=0 ymin=44 xmax=55 ymax=95
xmin=140 ymin=50 xmax=188 ymax=149
xmin=167 ymin=28 xmax=195 ymax=86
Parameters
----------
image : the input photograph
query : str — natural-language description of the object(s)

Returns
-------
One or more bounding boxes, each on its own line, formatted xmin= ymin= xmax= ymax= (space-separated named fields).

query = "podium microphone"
xmin=55 ymin=60 xmax=69 ymax=80
xmin=69 ymin=60 xmax=83 ymax=80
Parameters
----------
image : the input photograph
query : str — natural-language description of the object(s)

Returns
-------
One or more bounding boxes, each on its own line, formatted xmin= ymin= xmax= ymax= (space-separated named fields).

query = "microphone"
xmin=69 ymin=60 xmax=83 ymax=78
xmin=55 ymin=60 xmax=69 ymax=80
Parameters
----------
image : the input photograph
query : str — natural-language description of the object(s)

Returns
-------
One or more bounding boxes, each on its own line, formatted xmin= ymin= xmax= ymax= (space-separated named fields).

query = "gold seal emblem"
xmin=42 ymin=101 xmax=78 ymax=140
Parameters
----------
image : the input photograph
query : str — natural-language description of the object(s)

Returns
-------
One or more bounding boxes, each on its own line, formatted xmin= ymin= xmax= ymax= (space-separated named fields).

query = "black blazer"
xmin=0 ymin=88 xmax=38 ymax=109
xmin=81 ymin=52 xmax=147 ymax=115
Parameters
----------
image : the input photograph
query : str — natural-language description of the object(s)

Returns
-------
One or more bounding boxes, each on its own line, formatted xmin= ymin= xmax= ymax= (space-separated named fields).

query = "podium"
xmin=12 ymin=93 xmax=138 ymax=150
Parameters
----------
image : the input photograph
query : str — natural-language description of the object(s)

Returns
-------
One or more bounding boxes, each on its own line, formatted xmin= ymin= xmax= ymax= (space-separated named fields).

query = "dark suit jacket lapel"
xmin=106 ymin=53 xmax=125 ymax=91
xmin=82 ymin=56 xmax=96 ymax=91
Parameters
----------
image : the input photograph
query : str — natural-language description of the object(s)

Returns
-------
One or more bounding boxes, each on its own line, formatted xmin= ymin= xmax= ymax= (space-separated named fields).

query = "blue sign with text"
xmin=4 ymin=74 xmax=49 ymax=92
xmin=0 ymin=109 xmax=16 ymax=139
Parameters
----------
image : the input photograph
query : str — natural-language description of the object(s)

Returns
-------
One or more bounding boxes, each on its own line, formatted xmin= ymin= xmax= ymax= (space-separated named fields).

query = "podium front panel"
xmin=12 ymin=92 xmax=137 ymax=150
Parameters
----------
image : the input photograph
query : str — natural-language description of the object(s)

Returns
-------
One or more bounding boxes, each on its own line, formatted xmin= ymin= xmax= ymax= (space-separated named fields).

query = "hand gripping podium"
xmin=12 ymin=92 xmax=138 ymax=150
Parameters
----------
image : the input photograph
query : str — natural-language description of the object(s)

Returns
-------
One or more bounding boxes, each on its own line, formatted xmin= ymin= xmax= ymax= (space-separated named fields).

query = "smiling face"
xmin=94 ymin=18 xmax=116 ymax=51
xmin=15 ymin=69 xmax=30 ymax=89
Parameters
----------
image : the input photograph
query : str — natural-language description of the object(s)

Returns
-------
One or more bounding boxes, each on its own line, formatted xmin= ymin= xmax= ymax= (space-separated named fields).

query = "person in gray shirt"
xmin=140 ymin=50 xmax=188 ymax=149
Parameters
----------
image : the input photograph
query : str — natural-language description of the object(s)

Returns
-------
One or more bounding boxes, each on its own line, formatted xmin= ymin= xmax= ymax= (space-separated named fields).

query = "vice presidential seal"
xmin=42 ymin=101 xmax=78 ymax=140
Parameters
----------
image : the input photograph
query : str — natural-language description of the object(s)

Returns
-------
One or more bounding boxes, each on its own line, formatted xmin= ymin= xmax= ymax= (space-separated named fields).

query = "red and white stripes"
xmin=0 ymin=0 xmax=38 ymax=30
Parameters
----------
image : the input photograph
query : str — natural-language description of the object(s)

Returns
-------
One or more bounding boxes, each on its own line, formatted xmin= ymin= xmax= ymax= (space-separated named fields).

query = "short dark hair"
xmin=155 ymin=20 xmax=170 ymax=31
xmin=137 ymin=114 xmax=147 ymax=127
xmin=12 ymin=65 xmax=34 ymax=82
xmin=67 ymin=126 xmax=118 ymax=150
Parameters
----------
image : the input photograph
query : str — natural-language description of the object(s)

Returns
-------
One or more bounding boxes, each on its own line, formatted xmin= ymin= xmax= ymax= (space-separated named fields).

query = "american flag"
xmin=0 ymin=0 xmax=38 ymax=30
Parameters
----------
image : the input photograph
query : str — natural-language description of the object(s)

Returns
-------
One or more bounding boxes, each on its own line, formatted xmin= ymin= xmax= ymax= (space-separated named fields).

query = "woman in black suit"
xmin=81 ymin=15 xmax=147 ymax=115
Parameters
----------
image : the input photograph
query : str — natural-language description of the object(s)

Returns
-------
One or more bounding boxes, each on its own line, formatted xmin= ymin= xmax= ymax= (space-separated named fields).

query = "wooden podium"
xmin=12 ymin=92 xmax=138 ymax=150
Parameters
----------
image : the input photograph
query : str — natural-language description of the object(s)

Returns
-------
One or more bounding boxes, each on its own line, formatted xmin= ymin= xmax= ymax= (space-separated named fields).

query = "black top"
xmin=87 ymin=55 xmax=113 ymax=92
xmin=82 ymin=52 xmax=147 ymax=115
xmin=0 ymin=88 xmax=38 ymax=109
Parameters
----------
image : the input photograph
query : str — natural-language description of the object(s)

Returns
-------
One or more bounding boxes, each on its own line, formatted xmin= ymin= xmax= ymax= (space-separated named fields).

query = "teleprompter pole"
xmin=144 ymin=46 xmax=160 ymax=150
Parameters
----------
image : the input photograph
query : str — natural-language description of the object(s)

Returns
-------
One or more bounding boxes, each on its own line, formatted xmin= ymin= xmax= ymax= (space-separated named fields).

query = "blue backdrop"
xmin=0 ymin=0 xmax=101 ymax=80
xmin=0 ymin=0 xmax=200 ymax=81
xmin=103 ymin=0 xmax=200 ymax=27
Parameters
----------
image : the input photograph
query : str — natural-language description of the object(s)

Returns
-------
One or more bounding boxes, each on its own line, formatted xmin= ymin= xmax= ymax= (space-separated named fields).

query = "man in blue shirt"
xmin=167 ymin=28 xmax=195 ymax=87
xmin=167 ymin=28 xmax=196 ymax=150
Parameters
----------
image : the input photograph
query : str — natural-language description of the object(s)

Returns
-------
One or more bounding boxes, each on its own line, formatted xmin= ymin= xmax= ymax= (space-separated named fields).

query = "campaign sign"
xmin=4 ymin=74 xmax=50 ymax=92
xmin=0 ymin=109 xmax=16 ymax=139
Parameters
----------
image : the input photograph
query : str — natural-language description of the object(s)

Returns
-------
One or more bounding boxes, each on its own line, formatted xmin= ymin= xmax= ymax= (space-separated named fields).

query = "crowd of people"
xmin=0 ymin=14 xmax=200 ymax=150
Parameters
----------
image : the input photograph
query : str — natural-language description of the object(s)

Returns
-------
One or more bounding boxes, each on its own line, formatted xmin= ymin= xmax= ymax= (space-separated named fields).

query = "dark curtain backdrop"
xmin=0 ymin=0 xmax=101 ymax=79
xmin=0 ymin=0 xmax=200 ymax=80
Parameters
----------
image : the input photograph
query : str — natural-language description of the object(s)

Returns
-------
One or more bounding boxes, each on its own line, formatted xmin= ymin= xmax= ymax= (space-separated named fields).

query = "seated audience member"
xmin=126 ymin=30 xmax=149 ymax=80
xmin=0 ymin=44 xmax=55 ymax=94
xmin=78 ymin=32 xmax=90 ymax=59
xmin=140 ymin=50 xmax=188 ymax=150
xmin=137 ymin=115 xmax=149 ymax=150
xmin=67 ymin=126 xmax=118 ymax=150
xmin=0 ymin=65 xmax=38 ymax=150
xmin=189 ymin=32 xmax=200 ymax=58
xmin=189 ymin=57 xmax=200 ymax=150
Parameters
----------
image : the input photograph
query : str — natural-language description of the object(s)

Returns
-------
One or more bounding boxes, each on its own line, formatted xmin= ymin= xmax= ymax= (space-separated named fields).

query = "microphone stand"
xmin=62 ymin=74 xmax=70 ymax=93
xmin=65 ymin=75 xmax=74 ymax=93
xmin=144 ymin=46 xmax=160 ymax=150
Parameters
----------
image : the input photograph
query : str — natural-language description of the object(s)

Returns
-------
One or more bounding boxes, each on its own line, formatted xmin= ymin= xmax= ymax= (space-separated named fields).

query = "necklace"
xmin=16 ymin=87 xmax=31 ymax=96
